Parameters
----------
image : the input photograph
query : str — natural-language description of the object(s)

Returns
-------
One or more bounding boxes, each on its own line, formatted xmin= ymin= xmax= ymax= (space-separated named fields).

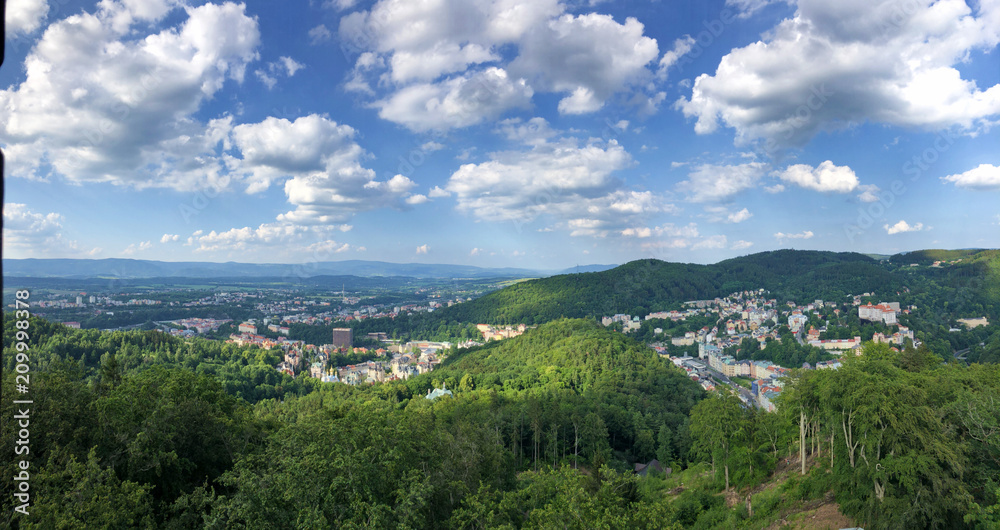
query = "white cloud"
xmin=280 ymin=56 xmax=305 ymax=76
xmin=186 ymin=222 xmax=355 ymax=261
xmin=691 ymin=235 xmax=728 ymax=250
xmin=122 ymin=241 xmax=153 ymax=255
xmin=497 ymin=117 xmax=558 ymax=146
xmin=764 ymin=184 xmax=785 ymax=193
xmin=343 ymin=0 xmax=666 ymax=128
xmin=726 ymin=0 xmax=783 ymax=17
xmin=428 ymin=186 xmax=451 ymax=198
xmin=731 ymin=239 xmax=754 ymax=250
xmin=406 ymin=194 xmax=429 ymax=205
xmin=191 ymin=223 xmax=309 ymax=253
xmin=884 ymin=220 xmax=924 ymax=234
xmin=160 ymin=234 xmax=180 ymax=243
xmin=309 ymin=24 xmax=332 ymax=44
xmin=256 ymin=56 xmax=305 ymax=89
xmin=657 ymin=36 xmax=695 ymax=79
xmin=2 ymin=204 xmax=97 ymax=258
xmin=416 ymin=244 xmax=430 ymax=255
xmin=7 ymin=0 xmax=50 ymax=34
xmin=677 ymin=162 xmax=767 ymax=202
xmin=510 ymin=13 xmax=659 ymax=114
xmin=677 ymin=0 xmax=1000 ymax=150
xmin=304 ymin=240 xmax=352 ymax=254
xmin=775 ymin=161 xmax=859 ymax=193
xmin=256 ymin=70 xmax=277 ymax=90
xmin=446 ymin=136 xmax=664 ymax=237
xmin=340 ymin=0 xmax=561 ymax=83
xmin=375 ymin=67 xmax=533 ymax=132
xmin=727 ymin=208 xmax=753 ymax=223
xmin=229 ymin=114 xmax=420 ymax=223
xmin=622 ymin=223 xmax=699 ymax=238
xmin=0 ymin=1 xmax=260 ymax=190
xmin=470 ymin=247 xmax=482 ymax=256
xmin=941 ymin=164 xmax=1000 ymax=190
xmin=774 ymin=230 xmax=814 ymax=240
xmin=421 ymin=141 xmax=445 ymax=151
xmin=856 ymin=184 xmax=881 ymax=202
xmin=327 ymin=0 xmax=358 ymax=11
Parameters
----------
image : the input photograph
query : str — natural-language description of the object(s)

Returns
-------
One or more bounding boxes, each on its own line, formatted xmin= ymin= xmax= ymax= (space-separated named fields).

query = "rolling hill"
xmin=434 ymin=250 xmax=905 ymax=325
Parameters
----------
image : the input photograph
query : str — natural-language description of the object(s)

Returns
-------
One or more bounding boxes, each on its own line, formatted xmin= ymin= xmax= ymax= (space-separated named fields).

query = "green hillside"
xmin=890 ymin=248 xmax=987 ymax=264
xmin=437 ymin=250 xmax=901 ymax=325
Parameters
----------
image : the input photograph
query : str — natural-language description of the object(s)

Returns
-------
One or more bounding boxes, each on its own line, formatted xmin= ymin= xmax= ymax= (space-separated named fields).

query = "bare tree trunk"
xmin=800 ymin=410 xmax=807 ymax=475
xmin=830 ymin=429 xmax=835 ymax=467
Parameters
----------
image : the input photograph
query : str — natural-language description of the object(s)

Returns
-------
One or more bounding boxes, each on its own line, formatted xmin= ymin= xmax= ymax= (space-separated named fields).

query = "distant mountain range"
xmin=1 ymin=258 xmax=619 ymax=279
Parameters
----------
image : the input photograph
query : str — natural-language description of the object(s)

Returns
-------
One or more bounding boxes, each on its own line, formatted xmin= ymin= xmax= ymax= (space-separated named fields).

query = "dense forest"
xmin=4 ymin=316 xmax=999 ymax=528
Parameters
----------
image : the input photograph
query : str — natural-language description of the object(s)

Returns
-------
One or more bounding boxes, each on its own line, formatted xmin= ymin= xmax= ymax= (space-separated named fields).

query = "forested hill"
xmin=436 ymin=250 xmax=902 ymax=325
xmin=428 ymin=318 xmax=704 ymax=426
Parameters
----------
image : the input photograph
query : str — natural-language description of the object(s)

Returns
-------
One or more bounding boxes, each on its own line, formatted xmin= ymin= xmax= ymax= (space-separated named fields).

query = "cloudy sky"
xmin=2 ymin=0 xmax=998 ymax=268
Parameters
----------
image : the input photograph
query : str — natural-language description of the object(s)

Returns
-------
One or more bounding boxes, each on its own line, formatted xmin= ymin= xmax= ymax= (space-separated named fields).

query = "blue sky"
xmin=2 ymin=0 xmax=999 ymax=269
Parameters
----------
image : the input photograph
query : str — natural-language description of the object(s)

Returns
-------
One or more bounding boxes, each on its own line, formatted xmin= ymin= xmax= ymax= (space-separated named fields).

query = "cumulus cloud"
xmin=497 ymin=117 xmax=558 ymax=146
xmin=884 ymin=220 xmax=924 ymax=234
xmin=340 ymin=0 xmax=561 ymax=82
xmin=677 ymin=0 xmax=1000 ymax=150
xmin=0 ymin=1 xmax=260 ymax=190
xmin=775 ymin=230 xmax=814 ymax=240
xmin=657 ymin=36 xmax=696 ymax=79
xmin=416 ymin=244 xmax=430 ymax=254
xmin=160 ymin=234 xmax=180 ymax=243
xmin=229 ymin=114 xmax=421 ymax=222
xmin=309 ymin=24 xmax=332 ymax=44
xmin=342 ymin=0 xmax=666 ymax=128
xmin=122 ymin=241 xmax=153 ymax=255
xmin=445 ymin=134 xmax=664 ymax=237
xmin=775 ymin=161 xmax=859 ymax=193
xmin=705 ymin=206 xmax=753 ymax=223
xmin=621 ymin=222 xmax=700 ymax=239
xmin=508 ymin=13 xmax=660 ymax=114
xmin=731 ymin=239 xmax=754 ymax=250
xmin=2 ymin=203 xmax=98 ymax=258
xmin=691 ymin=235 xmax=728 ymax=250
xmin=7 ymin=0 xmax=50 ymax=34
xmin=677 ymin=162 xmax=767 ymax=202
xmin=255 ymin=56 xmax=305 ymax=89
xmin=185 ymin=222 xmax=355 ymax=262
xmin=728 ymin=208 xmax=753 ymax=223
xmin=375 ymin=68 xmax=533 ymax=132
xmin=941 ymin=164 xmax=1000 ymax=190
xmin=470 ymin=247 xmax=483 ymax=256
xmin=856 ymin=184 xmax=881 ymax=202
xmin=428 ymin=186 xmax=451 ymax=198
